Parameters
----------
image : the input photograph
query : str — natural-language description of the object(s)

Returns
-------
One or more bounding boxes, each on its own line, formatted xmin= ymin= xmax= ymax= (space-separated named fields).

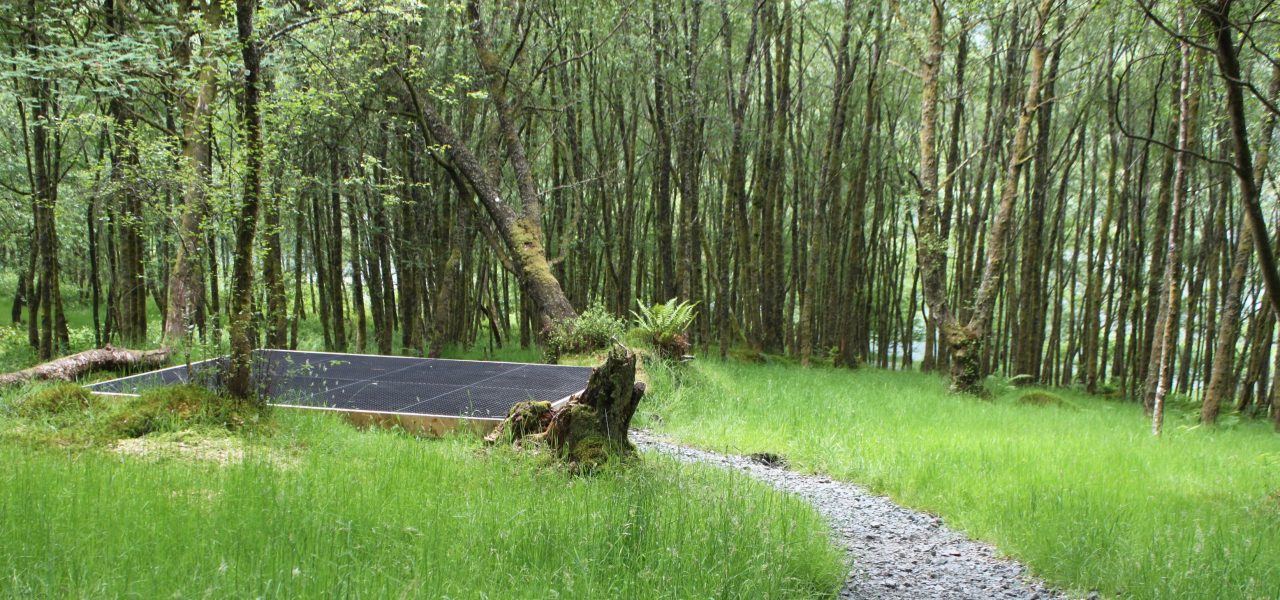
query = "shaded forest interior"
xmin=4 ymin=0 xmax=1280 ymax=428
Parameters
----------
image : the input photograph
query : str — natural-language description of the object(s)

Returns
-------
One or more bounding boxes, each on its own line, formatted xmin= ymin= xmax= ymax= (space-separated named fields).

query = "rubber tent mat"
xmin=85 ymin=349 xmax=594 ymax=420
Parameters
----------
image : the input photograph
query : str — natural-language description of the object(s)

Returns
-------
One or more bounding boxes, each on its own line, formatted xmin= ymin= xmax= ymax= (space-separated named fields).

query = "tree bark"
xmin=651 ymin=2 xmax=676 ymax=301
xmin=0 ymin=346 xmax=172 ymax=387
xmin=463 ymin=0 xmax=577 ymax=331
xmin=104 ymin=0 xmax=147 ymax=347
xmin=915 ymin=0 xmax=948 ymax=346
xmin=164 ymin=0 xmax=219 ymax=343
xmin=914 ymin=0 xmax=1054 ymax=394
xmin=487 ymin=346 xmax=645 ymax=470
xmin=24 ymin=0 xmax=70 ymax=360
xmin=1151 ymin=23 xmax=1196 ymax=436
xmin=227 ymin=0 xmax=263 ymax=399
xmin=263 ymin=180 xmax=288 ymax=349
xmin=676 ymin=0 xmax=706 ymax=328
xmin=327 ymin=151 xmax=347 ymax=351
xmin=400 ymin=82 xmax=575 ymax=332
xmin=348 ymin=192 xmax=367 ymax=352
xmin=1202 ymin=63 xmax=1280 ymax=424
xmin=1202 ymin=0 xmax=1280 ymax=318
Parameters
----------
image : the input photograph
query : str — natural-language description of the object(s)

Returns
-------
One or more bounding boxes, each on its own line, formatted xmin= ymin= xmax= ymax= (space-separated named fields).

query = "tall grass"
xmin=0 ymin=411 xmax=845 ymax=599
xmin=640 ymin=360 xmax=1280 ymax=598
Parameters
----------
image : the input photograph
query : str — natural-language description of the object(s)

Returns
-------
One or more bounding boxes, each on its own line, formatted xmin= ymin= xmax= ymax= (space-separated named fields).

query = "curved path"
xmin=631 ymin=430 xmax=1067 ymax=600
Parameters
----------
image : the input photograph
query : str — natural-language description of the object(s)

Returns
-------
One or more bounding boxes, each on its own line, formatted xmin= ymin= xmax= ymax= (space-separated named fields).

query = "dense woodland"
xmin=3 ymin=0 xmax=1280 ymax=429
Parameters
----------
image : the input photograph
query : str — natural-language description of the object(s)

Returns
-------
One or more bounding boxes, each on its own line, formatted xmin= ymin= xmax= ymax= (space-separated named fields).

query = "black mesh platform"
xmin=85 ymin=349 xmax=594 ymax=420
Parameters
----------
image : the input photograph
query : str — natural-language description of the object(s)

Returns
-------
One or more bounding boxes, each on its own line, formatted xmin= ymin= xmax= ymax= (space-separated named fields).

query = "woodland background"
xmin=2 ymin=0 xmax=1279 ymax=427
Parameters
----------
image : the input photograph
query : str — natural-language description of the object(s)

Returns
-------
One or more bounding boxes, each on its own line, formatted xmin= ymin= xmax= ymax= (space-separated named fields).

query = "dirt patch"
xmin=749 ymin=451 xmax=789 ymax=468
xmin=1017 ymin=391 xmax=1075 ymax=409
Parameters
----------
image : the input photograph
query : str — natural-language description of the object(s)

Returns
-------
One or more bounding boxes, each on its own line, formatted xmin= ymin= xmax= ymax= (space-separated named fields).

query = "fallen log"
xmin=0 ymin=346 xmax=172 ymax=387
xmin=486 ymin=345 xmax=645 ymax=469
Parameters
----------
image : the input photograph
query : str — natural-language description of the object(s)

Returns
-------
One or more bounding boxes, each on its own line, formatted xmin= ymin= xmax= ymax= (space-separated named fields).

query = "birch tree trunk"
xmin=1152 ymin=20 xmax=1196 ymax=436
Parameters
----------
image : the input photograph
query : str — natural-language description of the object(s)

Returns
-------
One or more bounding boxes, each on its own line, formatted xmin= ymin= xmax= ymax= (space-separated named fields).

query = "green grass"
xmin=10 ymin=270 xmax=1280 ymax=597
xmin=0 ymin=402 xmax=845 ymax=599
xmin=638 ymin=360 xmax=1280 ymax=599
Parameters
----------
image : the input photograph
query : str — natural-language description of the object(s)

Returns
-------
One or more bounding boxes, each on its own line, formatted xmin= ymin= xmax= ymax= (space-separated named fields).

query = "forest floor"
xmin=632 ymin=429 xmax=1063 ymax=600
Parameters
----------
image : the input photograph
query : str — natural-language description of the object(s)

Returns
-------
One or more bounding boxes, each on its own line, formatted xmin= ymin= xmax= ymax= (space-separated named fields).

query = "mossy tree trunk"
xmin=913 ymin=0 xmax=1053 ymax=395
xmin=399 ymin=0 xmax=578 ymax=335
xmin=227 ymin=0 xmax=262 ymax=400
xmin=163 ymin=0 xmax=219 ymax=344
xmin=0 ymin=345 xmax=171 ymax=387
xmin=944 ymin=322 xmax=983 ymax=395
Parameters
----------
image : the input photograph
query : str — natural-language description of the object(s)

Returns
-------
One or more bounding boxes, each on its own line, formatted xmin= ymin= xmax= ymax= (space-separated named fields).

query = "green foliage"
xmin=631 ymin=299 xmax=698 ymax=360
xmin=0 ymin=411 xmax=845 ymax=598
xmin=544 ymin=303 xmax=625 ymax=362
xmin=643 ymin=361 xmax=1280 ymax=599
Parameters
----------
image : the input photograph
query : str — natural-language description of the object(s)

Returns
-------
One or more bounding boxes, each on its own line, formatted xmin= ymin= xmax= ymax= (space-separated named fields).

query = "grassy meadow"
xmin=638 ymin=360 xmax=1280 ymax=599
xmin=0 ymin=402 xmax=845 ymax=599
xmin=4 ymin=274 xmax=1280 ymax=598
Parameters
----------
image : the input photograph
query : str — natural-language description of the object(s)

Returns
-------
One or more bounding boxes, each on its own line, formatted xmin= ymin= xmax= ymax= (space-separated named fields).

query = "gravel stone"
xmin=632 ymin=429 xmax=1067 ymax=600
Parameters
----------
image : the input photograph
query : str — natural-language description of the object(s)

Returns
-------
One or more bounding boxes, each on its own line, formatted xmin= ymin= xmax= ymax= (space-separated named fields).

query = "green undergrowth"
xmin=639 ymin=361 xmax=1280 ymax=599
xmin=0 ymin=408 xmax=845 ymax=599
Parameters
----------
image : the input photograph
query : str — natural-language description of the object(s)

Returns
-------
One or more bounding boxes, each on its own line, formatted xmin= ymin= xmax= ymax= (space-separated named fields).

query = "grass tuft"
xmin=101 ymin=385 xmax=266 ymax=440
xmin=2 ymin=383 xmax=268 ymax=448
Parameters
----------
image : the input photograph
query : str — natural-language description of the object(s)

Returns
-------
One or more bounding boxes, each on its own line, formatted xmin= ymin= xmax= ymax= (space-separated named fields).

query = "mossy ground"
xmin=2 ymin=383 xmax=267 ymax=448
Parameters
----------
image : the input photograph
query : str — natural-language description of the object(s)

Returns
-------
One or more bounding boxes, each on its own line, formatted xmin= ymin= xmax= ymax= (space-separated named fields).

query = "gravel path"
xmin=632 ymin=430 xmax=1067 ymax=600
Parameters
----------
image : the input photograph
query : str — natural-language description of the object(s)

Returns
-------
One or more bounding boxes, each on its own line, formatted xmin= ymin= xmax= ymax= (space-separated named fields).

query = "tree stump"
xmin=487 ymin=346 xmax=645 ymax=469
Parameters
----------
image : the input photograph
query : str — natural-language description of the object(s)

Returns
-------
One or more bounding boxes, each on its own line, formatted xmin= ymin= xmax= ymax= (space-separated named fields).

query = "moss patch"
xmin=100 ymin=385 xmax=267 ymax=440
xmin=3 ymin=384 xmax=269 ymax=448
xmin=484 ymin=400 xmax=553 ymax=444
xmin=7 ymin=383 xmax=96 ymax=419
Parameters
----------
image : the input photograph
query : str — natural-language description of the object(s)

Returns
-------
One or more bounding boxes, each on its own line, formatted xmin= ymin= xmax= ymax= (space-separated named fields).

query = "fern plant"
xmin=632 ymin=298 xmax=698 ymax=359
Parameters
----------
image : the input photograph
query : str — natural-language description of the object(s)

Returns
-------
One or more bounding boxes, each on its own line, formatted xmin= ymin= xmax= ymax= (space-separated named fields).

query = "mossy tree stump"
xmin=487 ymin=346 xmax=645 ymax=469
